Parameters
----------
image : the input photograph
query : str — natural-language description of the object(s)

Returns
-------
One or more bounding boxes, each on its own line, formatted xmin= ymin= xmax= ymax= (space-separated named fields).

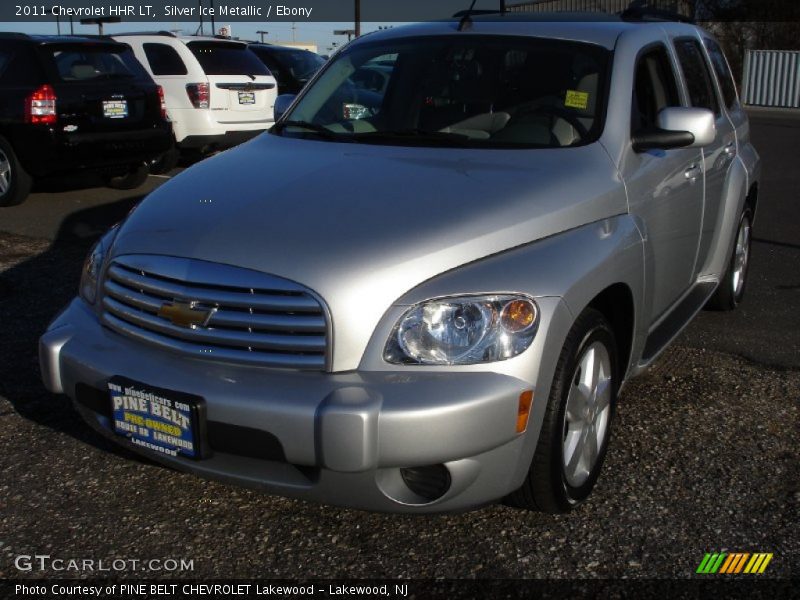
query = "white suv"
xmin=114 ymin=32 xmax=277 ymax=168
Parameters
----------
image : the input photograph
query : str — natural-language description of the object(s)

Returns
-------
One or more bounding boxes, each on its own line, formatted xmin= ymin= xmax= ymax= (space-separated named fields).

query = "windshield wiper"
xmin=272 ymin=120 xmax=356 ymax=142
xmin=348 ymin=129 xmax=472 ymax=146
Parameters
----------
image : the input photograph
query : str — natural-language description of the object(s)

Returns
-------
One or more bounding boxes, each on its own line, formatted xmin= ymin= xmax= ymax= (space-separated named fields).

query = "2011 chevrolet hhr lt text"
xmin=40 ymin=13 xmax=760 ymax=513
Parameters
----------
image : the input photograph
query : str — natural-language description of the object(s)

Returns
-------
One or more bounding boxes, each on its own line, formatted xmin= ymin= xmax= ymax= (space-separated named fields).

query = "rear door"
xmin=185 ymin=41 xmax=276 ymax=124
xmin=39 ymin=41 xmax=161 ymax=134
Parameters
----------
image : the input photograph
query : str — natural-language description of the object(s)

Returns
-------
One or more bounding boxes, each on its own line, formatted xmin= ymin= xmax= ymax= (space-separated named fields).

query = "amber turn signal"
xmin=501 ymin=299 xmax=537 ymax=333
xmin=516 ymin=390 xmax=533 ymax=433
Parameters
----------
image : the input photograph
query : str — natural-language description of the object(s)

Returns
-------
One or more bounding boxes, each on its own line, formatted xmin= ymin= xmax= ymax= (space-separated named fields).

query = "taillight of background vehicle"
xmin=157 ymin=85 xmax=168 ymax=120
xmin=25 ymin=84 xmax=57 ymax=125
xmin=185 ymin=83 xmax=210 ymax=109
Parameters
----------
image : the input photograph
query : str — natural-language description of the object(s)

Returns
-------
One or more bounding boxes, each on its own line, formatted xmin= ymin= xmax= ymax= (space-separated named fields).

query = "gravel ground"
xmin=0 ymin=229 xmax=797 ymax=581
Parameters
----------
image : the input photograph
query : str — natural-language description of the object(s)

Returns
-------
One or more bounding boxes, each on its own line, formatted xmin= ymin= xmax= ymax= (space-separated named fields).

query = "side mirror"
xmin=632 ymin=107 xmax=716 ymax=152
xmin=274 ymin=94 xmax=297 ymax=122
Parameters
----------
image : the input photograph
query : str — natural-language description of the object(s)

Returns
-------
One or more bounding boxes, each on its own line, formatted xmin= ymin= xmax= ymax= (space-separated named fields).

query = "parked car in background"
xmin=248 ymin=44 xmax=325 ymax=95
xmin=113 ymin=32 xmax=277 ymax=171
xmin=0 ymin=33 xmax=172 ymax=206
xmin=41 ymin=13 xmax=759 ymax=514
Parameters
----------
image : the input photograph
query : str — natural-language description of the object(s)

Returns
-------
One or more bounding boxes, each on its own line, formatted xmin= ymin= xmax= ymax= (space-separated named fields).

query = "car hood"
xmin=112 ymin=133 xmax=625 ymax=370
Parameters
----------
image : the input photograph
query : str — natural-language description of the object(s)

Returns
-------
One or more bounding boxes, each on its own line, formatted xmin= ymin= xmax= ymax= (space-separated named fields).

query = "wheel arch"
xmin=584 ymin=283 xmax=636 ymax=383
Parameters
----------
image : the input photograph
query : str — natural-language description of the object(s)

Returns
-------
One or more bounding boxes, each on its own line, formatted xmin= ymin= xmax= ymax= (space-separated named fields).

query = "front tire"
xmin=506 ymin=308 xmax=618 ymax=513
xmin=707 ymin=207 xmax=752 ymax=311
xmin=0 ymin=135 xmax=33 ymax=207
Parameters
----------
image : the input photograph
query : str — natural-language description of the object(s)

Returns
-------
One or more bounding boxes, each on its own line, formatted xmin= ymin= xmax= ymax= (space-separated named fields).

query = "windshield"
xmin=187 ymin=41 xmax=270 ymax=76
xmin=275 ymin=35 xmax=610 ymax=148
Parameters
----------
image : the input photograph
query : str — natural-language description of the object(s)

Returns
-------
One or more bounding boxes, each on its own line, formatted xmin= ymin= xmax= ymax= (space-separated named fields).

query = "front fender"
xmin=359 ymin=215 xmax=645 ymax=492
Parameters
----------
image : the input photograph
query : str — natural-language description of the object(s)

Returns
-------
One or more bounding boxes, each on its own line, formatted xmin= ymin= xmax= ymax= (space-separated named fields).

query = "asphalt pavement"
xmin=0 ymin=113 xmax=797 ymax=581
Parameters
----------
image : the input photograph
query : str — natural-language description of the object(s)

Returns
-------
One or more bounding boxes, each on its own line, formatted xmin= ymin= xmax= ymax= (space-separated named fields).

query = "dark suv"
xmin=249 ymin=44 xmax=325 ymax=95
xmin=0 ymin=34 xmax=172 ymax=206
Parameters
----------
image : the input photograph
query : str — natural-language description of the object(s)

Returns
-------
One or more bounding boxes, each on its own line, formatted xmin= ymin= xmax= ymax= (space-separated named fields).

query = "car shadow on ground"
xmin=0 ymin=194 xmax=150 ymax=460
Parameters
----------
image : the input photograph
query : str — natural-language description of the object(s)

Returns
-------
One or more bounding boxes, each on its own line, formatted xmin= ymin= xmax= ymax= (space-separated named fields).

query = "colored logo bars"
xmin=696 ymin=552 xmax=773 ymax=574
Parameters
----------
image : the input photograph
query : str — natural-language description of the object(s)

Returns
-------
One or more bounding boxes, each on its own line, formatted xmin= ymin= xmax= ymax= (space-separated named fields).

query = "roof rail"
xmin=112 ymin=30 xmax=177 ymax=37
xmin=620 ymin=1 xmax=694 ymax=24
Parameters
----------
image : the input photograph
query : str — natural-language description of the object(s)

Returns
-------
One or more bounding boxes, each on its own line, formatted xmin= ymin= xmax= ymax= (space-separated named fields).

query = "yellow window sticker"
xmin=565 ymin=90 xmax=589 ymax=110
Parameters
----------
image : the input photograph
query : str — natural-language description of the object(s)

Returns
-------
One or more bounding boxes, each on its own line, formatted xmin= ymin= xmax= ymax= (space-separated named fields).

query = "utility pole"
xmin=198 ymin=0 xmax=204 ymax=35
xmin=209 ymin=0 xmax=216 ymax=36
xmin=355 ymin=0 xmax=361 ymax=38
xmin=50 ymin=7 xmax=61 ymax=35
xmin=256 ymin=30 xmax=269 ymax=43
xmin=291 ymin=22 xmax=297 ymax=42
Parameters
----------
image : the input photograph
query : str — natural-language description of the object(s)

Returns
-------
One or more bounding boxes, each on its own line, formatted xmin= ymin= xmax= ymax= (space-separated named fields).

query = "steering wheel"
xmin=510 ymin=104 xmax=590 ymax=143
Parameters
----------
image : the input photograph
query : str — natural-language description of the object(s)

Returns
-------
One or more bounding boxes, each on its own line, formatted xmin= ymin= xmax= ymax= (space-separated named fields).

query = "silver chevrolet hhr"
xmin=40 ymin=13 xmax=760 ymax=513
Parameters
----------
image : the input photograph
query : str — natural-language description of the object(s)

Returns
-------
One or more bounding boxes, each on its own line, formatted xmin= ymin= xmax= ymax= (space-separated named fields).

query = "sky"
xmin=0 ymin=21 xmax=412 ymax=54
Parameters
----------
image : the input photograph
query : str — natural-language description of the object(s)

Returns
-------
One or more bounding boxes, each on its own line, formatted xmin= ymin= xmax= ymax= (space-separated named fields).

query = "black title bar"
xmin=3 ymin=0 xmax=800 ymax=23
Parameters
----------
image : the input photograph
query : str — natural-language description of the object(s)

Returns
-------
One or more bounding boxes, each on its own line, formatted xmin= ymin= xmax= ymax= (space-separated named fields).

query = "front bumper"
xmin=40 ymin=299 xmax=536 ymax=513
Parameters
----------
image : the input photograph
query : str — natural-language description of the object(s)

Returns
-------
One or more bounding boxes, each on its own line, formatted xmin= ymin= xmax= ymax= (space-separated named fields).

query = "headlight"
xmin=79 ymin=228 xmax=116 ymax=304
xmin=384 ymin=295 xmax=539 ymax=365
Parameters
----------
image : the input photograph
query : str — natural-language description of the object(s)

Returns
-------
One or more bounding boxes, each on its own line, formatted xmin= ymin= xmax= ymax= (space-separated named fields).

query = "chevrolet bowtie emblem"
xmin=157 ymin=301 xmax=216 ymax=329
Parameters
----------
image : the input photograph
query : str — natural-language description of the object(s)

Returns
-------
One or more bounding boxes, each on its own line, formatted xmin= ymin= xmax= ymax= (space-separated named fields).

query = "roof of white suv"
xmin=112 ymin=32 xmax=248 ymax=45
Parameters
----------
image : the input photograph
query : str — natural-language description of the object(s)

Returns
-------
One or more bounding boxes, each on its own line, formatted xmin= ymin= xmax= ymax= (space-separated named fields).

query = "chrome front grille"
xmin=100 ymin=255 xmax=328 ymax=369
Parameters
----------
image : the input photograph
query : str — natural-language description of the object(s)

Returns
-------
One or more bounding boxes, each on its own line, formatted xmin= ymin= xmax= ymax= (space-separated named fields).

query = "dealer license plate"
xmin=108 ymin=377 xmax=207 ymax=459
xmin=102 ymin=100 xmax=128 ymax=119
xmin=238 ymin=91 xmax=256 ymax=105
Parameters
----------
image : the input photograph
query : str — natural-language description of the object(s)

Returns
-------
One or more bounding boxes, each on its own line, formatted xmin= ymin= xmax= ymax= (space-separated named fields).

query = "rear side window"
xmin=186 ymin=42 xmax=269 ymax=76
xmin=47 ymin=45 xmax=147 ymax=82
xmin=0 ymin=46 xmax=44 ymax=85
xmin=632 ymin=45 xmax=680 ymax=132
xmin=704 ymin=38 xmax=738 ymax=110
xmin=674 ymin=38 xmax=720 ymax=116
xmin=143 ymin=43 xmax=187 ymax=76
xmin=0 ymin=50 xmax=11 ymax=77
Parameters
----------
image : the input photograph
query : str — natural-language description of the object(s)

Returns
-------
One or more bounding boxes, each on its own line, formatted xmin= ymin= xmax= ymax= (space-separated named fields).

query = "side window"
xmin=143 ymin=43 xmax=187 ymax=76
xmin=632 ymin=45 xmax=680 ymax=132
xmin=674 ymin=38 xmax=720 ymax=116
xmin=2 ymin=47 xmax=45 ymax=85
xmin=0 ymin=49 xmax=11 ymax=78
xmin=704 ymin=38 xmax=738 ymax=110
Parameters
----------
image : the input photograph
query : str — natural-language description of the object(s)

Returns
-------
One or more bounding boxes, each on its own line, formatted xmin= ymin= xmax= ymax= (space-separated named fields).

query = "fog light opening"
xmin=400 ymin=464 xmax=451 ymax=502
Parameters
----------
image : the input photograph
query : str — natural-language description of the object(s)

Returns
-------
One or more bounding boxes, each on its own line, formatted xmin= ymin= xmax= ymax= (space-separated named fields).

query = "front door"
xmin=625 ymin=44 xmax=705 ymax=321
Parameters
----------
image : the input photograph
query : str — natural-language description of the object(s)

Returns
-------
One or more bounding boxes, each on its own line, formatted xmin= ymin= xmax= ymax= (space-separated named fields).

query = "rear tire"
xmin=706 ymin=207 xmax=752 ymax=311
xmin=149 ymin=143 xmax=179 ymax=175
xmin=106 ymin=164 xmax=149 ymax=190
xmin=506 ymin=308 xmax=618 ymax=513
xmin=0 ymin=135 xmax=33 ymax=207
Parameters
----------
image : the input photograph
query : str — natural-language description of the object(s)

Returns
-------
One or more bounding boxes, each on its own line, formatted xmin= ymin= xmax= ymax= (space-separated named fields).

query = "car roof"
xmin=0 ymin=33 xmax=125 ymax=46
xmin=250 ymin=44 xmax=312 ymax=53
xmin=353 ymin=14 xmax=703 ymax=51
xmin=111 ymin=32 xmax=247 ymax=46
xmin=177 ymin=35 xmax=247 ymax=45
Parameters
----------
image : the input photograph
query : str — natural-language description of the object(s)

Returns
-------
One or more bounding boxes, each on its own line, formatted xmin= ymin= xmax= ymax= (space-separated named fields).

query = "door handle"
xmin=684 ymin=165 xmax=702 ymax=181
